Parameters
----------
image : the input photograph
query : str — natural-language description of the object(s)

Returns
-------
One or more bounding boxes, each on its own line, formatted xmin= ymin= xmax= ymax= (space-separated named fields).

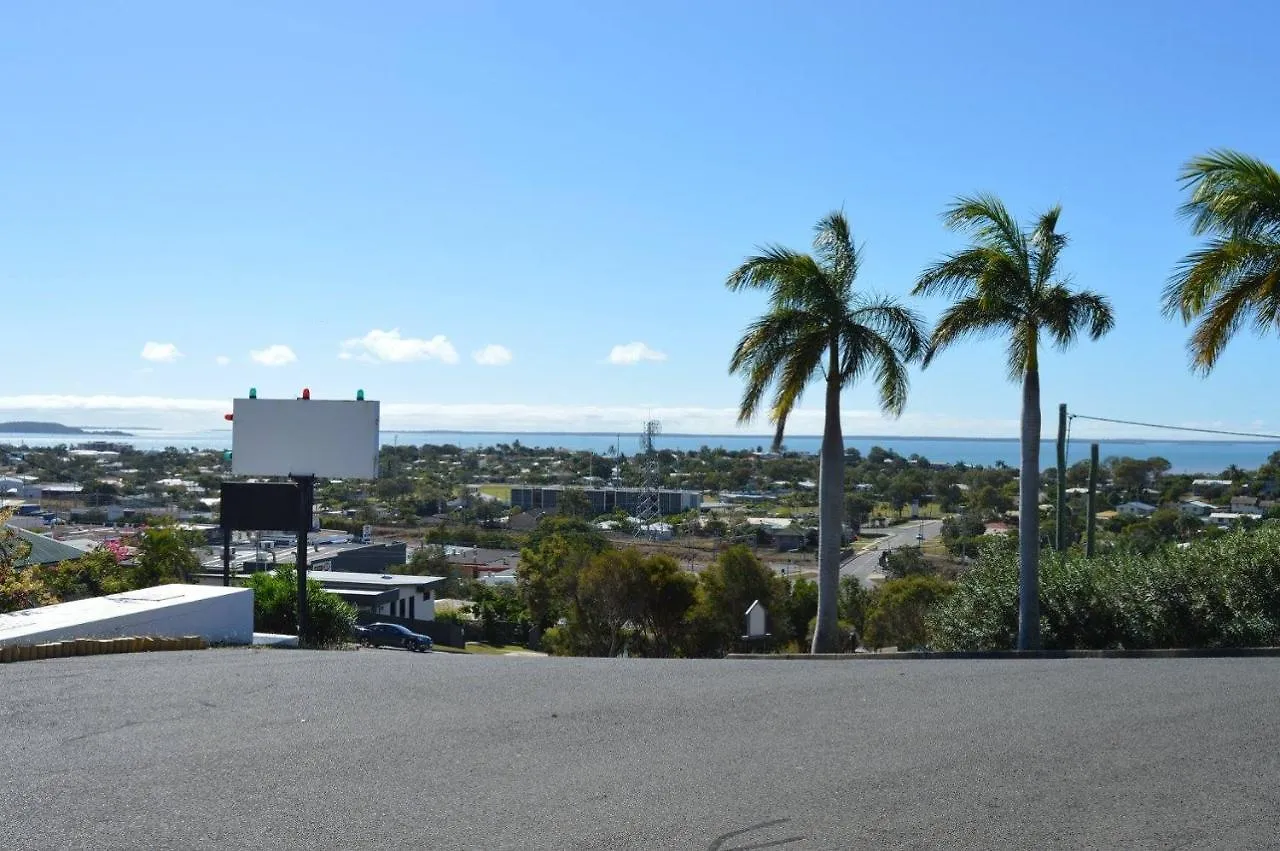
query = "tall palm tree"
xmin=1163 ymin=150 xmax=1280 ymax=372
xmin=727 ymin=211 xmax=926 ymax=653
xmin=912 ymin=195 xmax=1114 ymax=651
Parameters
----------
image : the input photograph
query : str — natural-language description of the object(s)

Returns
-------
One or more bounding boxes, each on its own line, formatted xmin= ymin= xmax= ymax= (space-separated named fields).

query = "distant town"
xmin=4 ymin=432 xmax=1279 ymax=652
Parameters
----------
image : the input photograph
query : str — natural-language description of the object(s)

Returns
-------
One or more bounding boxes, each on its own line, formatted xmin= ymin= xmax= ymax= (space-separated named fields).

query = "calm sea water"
xmin=3 ymin=429 xmax=1278 ymax=475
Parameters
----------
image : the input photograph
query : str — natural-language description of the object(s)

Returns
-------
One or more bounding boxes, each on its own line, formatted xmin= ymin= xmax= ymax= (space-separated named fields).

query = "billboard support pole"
xmin=221 ymin=524 xmax=232 ymax=587
xmin=293 ymin=475 xmax=315 ymax=643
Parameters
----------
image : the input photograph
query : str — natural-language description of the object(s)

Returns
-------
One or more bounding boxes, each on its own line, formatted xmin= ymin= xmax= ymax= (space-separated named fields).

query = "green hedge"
xmin=929 ymin=526 xmax=1280 ymax=651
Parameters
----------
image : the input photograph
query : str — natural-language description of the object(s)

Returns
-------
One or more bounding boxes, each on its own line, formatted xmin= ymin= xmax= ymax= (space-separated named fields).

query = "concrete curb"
xmin=727 ymin=647 xmax=1280 ymax=660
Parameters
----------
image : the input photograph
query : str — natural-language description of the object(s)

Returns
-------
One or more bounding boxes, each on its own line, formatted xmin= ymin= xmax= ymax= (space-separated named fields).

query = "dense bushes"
xmin=930 ymin=526 xmax=1280 ymax=650
xmin=246 ymin=566 xmax=356 ymax=647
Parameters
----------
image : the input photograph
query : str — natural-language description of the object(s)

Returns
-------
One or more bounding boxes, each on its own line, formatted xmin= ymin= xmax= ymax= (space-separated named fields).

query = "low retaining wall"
xmin=0 ymin=635 xmax=208 ymax=663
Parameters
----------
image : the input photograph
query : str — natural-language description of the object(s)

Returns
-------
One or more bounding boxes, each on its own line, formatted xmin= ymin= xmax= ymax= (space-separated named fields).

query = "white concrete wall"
xmin=0 ymin=585 xmax=253 ymax=646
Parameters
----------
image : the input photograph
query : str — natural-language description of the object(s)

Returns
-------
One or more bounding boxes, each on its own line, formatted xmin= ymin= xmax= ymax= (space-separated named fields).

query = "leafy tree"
xmin=576 ymin=549 xmax=650 ymax=656
xmin=863 ymin=575 xmax=953 ymax=650
xmin=245 ymin=565 xmax=356 ymax=646
xmin=878 ymin=546 xmax=934 ymax=579
xmin=783 ymin=578 xmax=819 ymax=644
xmin=838 ymin=575 xmax=874 ymax=637
xmin=131 ymin=522 xmax=203 ymax=586
xmin=688 ymin=545 xmax=788 ymax=656
xmin=939 ymin=514 xmax=986 ymax=559
xmin=913 ymin=195 xmax=1115 ymax=649
xmin=558 ymin=487 xmax=593 ymax=519
xmin=640 ymin=554 xmax=698 ymax=657
xmin=726 ymin=211 xmax=926 ymax=653
xmin=46 ymin=547 xmax=133 ymax=600
xmin=0 ymin=519 xmax=55 ymax=613
xmin=517 ymin=516 xmax=610 ymax=637
xmin=1163 ymin=150 xmax=1280 ymax=372
xmin=397 ymin=544 xmax=462 ymax=597
xmin=844 ymin=494 xmax=873 ymax=534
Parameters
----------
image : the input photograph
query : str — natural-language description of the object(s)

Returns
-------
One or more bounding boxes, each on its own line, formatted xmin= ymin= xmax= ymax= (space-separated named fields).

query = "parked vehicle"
xmin=359 ymin=622 xmax=433 ymax=652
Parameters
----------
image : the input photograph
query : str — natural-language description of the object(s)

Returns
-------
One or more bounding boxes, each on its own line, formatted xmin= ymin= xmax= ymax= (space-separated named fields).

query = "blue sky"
xmin=2 ymin=1 xmax=1277 ymax=439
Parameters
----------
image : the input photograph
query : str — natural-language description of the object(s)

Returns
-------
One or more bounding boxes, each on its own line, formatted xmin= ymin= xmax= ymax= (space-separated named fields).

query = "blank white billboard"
xmin=231 ymin=398 xmax=380 ymax=479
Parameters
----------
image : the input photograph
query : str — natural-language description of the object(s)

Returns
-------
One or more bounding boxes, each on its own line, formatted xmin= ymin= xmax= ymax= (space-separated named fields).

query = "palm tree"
xmin=1163 ymin=150 xmax=1280 ymax=372
xmin=912 ymin=195 xmax=1114 ymax=651
xmin=727 ymin=211 xmax=926 ymax=653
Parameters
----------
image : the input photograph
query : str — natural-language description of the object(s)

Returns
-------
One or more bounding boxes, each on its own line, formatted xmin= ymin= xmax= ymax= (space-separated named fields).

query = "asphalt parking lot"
xmin=4 ymin=649 xmax=1280 ymax=849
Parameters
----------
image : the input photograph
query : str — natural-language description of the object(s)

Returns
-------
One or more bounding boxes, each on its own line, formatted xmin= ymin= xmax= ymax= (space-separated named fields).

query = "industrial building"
xmin=508 ymin=485 xmax=700 ymax=516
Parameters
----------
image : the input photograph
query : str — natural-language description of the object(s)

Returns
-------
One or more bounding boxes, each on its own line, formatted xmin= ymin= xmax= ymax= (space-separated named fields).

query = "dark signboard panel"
xmin=220 ymin=482 xmax=300 ymax=531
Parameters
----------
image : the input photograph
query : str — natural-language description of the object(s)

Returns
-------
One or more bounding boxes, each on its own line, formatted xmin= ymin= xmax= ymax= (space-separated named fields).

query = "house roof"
xmin=304 ymin=569 xmax=445 ymax=588
xmin=6 ymin=526 xmax=86 ymax=567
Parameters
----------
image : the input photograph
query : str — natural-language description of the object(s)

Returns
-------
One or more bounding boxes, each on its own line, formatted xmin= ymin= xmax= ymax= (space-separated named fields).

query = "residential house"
xmin=1209 ymin=512 xmax=1259 ymax=529
xmin=5 ymin=526 xmax=85 ymax=568
xmin=306 ymin=570 xmax=445 ymax=621
xmin=1116 ymin=501 xmax=1157 ymax=518
xmin=1230 ymin=496 xmax=1265 ymax=517
xmin=1179 ymin=500 xmax=1217 ymax=518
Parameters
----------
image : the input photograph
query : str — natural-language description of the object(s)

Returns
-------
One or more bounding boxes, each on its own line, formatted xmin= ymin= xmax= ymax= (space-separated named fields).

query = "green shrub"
xmin=929 ymin=526 xmax=1280 ymax=650
xmin=863 ymin=575 xmax=953 ymax=650
xmin=245 ymin=567 xmax=357 ymax=647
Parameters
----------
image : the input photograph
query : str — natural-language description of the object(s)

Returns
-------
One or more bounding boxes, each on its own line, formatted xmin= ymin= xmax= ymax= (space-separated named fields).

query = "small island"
xmin=0 ymin=421 xmax=133 ymax=437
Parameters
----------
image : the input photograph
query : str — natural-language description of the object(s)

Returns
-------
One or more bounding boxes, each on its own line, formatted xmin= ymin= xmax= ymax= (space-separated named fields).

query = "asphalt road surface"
xmin=841 ymin=518 xmax=944 ymax=585
xmin=5 ymin=650 xmax=1280 ymax=849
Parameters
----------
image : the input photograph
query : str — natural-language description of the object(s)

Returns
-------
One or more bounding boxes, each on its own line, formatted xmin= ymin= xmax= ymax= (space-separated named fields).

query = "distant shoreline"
xmin=0 ymin=421 xmax=133 ymax=437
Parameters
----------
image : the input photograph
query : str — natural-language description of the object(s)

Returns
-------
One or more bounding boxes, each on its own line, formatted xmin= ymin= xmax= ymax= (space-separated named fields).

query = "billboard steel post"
xmin=293 ymin=475 xmax=315 ymax=643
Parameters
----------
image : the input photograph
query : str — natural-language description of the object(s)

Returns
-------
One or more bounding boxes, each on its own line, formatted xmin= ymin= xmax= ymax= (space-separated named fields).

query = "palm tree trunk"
xmin=1018 ymin=364 xmax=1041 ymax=651
xmin=812 ymin=344 xmax=844 ymax=653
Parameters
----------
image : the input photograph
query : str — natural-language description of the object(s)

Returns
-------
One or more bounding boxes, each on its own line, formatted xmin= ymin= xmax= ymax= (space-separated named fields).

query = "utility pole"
xmin=1086 ymin=443 xmax=1099 ymax=558
xmin=1056 ymin=403 xmax=1068 ymax=551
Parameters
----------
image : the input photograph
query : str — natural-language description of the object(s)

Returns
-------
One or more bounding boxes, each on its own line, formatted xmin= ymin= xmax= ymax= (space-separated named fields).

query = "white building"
xmin=305 ymin=570 xmax=445 ymax=622
xmin=1209 ymin=512 xmax=1259 ymax=529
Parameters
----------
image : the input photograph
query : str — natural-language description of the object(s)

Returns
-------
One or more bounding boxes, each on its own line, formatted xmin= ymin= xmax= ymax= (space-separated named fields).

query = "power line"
xmin=1070 ymin=413 xmax=1280 ymax=441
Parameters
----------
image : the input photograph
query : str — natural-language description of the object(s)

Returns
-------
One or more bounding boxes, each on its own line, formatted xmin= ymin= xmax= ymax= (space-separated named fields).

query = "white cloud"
xmin=607 ymin=342 xmax=667 ymax=365
xmin=340 ymin=329 xmax=459 ymax=364
xmin=472 ymin=344 xmax=513 ymax=366
xmin=140 ymin=342 xmax=182 ymax=363
xmin=214 ymin=355 xmax=231 ymax=367
xmin=250 ymin=345 xmax=297 ymax=367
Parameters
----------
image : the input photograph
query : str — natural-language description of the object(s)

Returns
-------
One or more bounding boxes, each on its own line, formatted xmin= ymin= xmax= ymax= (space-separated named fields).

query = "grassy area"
xmin=464 ymin=642 xmax=539 ymax=655
xmin=477 ymin=484 xmax=513 ymax=501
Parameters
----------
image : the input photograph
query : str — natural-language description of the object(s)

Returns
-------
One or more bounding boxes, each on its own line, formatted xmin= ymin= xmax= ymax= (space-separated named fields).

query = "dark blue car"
xmin=358 ymin=622 xmax=433 ymax=652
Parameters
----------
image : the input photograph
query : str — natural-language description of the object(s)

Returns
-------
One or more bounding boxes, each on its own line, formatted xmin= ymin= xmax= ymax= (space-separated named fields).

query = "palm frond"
xmin=847 ymin=295 xmax=928 ymax=364
xmin=725 ymin=247 xmax=823 ymax=297
xmin=1179 ymin=149 xmax=1280 ymax=239
xmin=767 ymin=328 xmax=830 ymax=449
xmin=1039 ymin=287 xmax=1115 ymax=348
xmin=1163 ymin=235 xmax=1280 ymax=320
xmin=943 ymin=193 xmax=1029 ymax=270
xmin=1030 ymin=205 xmax=1068 ymax=289
xmin=838 ymin=325 xmax=912 ymax=416
xmin=1006 ymin=321 xmax=1037 ymax=381
xmin=729 ymin=308 xmax=815 ymax=423
xmin=924 ymin=295 xmax=1017 ymax=368
xmin=913 ymin=247 xmax=1000 ymax=300
xmin=1186 ymin=260 xmax=1280 ymax=373
xmin=811 ymin=210 xmax=858 ymax=297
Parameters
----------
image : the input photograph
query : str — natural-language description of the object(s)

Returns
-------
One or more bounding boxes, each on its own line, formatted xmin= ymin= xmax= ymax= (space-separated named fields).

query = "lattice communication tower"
xmin=633 ymin=419 xmax=662 ymax=537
